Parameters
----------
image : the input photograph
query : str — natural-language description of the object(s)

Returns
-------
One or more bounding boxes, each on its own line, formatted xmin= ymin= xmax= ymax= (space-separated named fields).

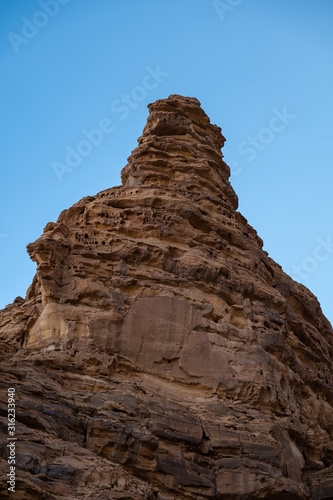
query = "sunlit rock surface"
xmin=1 ymin=95 xmax=332 ymax=499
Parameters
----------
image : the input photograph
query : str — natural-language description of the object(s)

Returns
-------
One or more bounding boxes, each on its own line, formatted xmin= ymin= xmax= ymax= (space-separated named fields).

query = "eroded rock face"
xmin=0 ymin=95 xmax=332 ymax=499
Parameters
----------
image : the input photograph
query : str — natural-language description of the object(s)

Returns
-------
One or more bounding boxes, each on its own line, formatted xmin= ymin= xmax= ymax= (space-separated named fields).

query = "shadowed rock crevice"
xmin=0 ymin=95 xmax=332 ymax=499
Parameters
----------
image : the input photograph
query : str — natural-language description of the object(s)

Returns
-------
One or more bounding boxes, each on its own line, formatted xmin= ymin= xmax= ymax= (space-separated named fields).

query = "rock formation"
xmin=0 ymin=95 xmax=333 ymax=499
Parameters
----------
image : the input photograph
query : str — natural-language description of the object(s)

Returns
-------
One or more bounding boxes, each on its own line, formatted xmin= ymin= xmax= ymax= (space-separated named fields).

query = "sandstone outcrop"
xmin=0 ymin=95 xmax=333 ymax=499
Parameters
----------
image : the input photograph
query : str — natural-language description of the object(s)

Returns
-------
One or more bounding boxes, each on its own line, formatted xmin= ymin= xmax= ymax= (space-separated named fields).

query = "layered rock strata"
xmin=0 ymin=95 xmax=332 ymax=499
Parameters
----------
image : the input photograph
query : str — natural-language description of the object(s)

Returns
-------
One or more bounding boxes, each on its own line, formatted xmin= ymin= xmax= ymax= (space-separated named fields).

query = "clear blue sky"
xmin=1 ymin=0 xmax=332 ymax=325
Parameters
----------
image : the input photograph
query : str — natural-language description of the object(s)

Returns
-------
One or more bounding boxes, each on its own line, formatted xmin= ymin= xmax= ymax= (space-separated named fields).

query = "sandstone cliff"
xmin=1 ymin=95 xmax=333 ymax=499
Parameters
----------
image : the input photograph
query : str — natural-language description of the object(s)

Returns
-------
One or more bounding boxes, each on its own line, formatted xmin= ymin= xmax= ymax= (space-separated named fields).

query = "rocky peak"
xmin=121 ymin=94 xmax=238 ymax=209
xmin=0 ymin=96 xmax=332 ymax=500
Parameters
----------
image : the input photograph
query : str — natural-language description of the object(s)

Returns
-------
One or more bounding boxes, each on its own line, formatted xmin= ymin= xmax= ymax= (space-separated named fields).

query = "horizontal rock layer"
xmin=0 ymin=95 xmax=332 ymax=499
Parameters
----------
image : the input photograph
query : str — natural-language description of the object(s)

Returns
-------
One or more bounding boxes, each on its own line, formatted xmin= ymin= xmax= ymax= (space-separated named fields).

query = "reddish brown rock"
xmin=0 ymin=95 xmax=332 ymax=499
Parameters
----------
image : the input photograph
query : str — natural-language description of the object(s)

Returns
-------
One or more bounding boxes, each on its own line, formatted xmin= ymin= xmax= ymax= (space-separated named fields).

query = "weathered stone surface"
xmin=0 ymin=95 xmax=332 ymax=499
